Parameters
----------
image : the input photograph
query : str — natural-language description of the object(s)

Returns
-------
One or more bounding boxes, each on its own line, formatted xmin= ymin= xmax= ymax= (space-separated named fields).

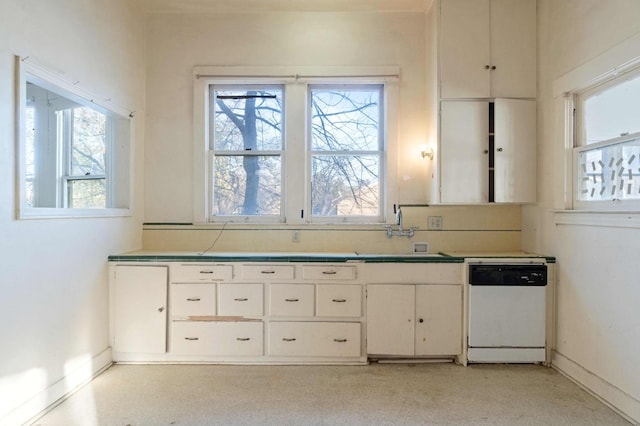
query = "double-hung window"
xmin=573 ymin=67 xmax=640 ymax=210
xmin=198 ymin=69 xmax=396 ymax=225
xmin=309 ymin=85 xmax=383 ymax=220
xmin=210 ymin=85 xmax=283 ymax=221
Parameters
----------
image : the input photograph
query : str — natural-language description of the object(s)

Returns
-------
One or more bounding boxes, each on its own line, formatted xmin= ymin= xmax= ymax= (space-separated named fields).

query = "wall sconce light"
xmin=421 ymin=146 xmax=434 ymax=160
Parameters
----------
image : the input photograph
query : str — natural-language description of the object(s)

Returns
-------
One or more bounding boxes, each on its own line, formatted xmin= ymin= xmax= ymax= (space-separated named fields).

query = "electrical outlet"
xmin=292 ymin=230 xmax=301 ymax=242
xmin=427 ymin=216 xmax=443 ymax=230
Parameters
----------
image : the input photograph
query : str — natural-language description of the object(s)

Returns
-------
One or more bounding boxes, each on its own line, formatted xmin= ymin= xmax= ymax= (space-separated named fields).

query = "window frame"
xmin=193 ymin=66 xmax=399 ymax=225
xmin=15 ymin=56 xmax=132 ymax=219
xmin=307 ymin=83 xmax=385 ymax=223
xmin=209 ymin=84 xmax=285 ymax=223
xmin=571 ymin=65 xmax=640 ymax=211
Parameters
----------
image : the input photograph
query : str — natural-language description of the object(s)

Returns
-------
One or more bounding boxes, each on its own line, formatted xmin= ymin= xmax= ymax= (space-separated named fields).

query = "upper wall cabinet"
xmin=440 ymin=0 xmax=537 ymax=99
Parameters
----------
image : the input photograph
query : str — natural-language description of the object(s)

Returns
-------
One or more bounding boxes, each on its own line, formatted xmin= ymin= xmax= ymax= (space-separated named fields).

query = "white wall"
xmin=0 ymin=1 xmax=145 ymax=424
xmin=524 ymin=0 xmax=640 ymax=422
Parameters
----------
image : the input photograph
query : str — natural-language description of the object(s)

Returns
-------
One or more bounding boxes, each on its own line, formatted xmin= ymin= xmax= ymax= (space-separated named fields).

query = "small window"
xmin=574 ymin=68 xmax=640 ymax=209
xmin=17 ymin=58 xmax=131 ymax=218
xmin=309 ymin=85 xmax=383 ymax=220
xmin=210 ymin=85 xmax=283 ymax=220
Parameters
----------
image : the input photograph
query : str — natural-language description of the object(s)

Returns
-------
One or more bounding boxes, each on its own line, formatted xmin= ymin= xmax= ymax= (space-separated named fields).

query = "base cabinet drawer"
xmin=302 ymin=265 xmax=356 ymax=281
xmin=218 ymin=284 xmax=264 ymax=316
xmin=171 ymin=321 xmax=263 ymax=356
xmin=171 ymin=284 xmax=216 ymax=317
xmin=316 ymin=285 xmax=361 ymax=317
xmin=269 ymin=322 xmax=361 ymax=357
xmin=270 ymin=284 xmax=315 ymax=316
xmin=172 ymin=264 xmax=233 ymax=282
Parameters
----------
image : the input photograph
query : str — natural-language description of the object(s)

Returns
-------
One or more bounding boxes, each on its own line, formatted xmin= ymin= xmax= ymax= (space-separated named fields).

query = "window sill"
xmin=18 ymin=207 xmax=131 ymax=220
xmin=553 ymin=210 xmax=640 ymax=229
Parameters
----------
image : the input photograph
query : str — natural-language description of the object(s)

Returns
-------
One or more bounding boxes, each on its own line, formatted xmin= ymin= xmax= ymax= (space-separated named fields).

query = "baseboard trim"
xmin=2 ymin=347 xmax=112 ymax=426
xmin=552 ymin=351 xmax=640 ymax=425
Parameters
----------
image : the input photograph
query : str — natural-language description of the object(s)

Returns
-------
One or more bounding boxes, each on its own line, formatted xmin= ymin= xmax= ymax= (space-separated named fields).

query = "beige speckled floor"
xmin=32 ymin=363 xmax=631 ymax=426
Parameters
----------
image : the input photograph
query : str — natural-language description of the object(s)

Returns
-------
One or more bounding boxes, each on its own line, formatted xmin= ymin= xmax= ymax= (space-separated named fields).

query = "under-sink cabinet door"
xmin=270 ymin=284 xmax=315 ymax=316
xmin=269 ymin=322 xmax=361 ymax=357
xmin=218 ymin=284 xmax=264 ymax=316
xmin=316 ymin=285 xmax=361 ymax=317
xmin=415 ymin=285 xmax=462 ymax=356
xmin=366 ymin=284 xmax=415 ymax=356
xmin=171 ymin=283 xmax=216 ymax=317
xmin=171 ymin=321 xmax=263 ymax=356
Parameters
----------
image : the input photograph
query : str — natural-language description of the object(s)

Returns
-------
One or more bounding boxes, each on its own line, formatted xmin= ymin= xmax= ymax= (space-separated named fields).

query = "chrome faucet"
xmin=396 ymin=206 xmax=403 ymax=233
xmin=385 ymin=205 xmax=415 ymax=238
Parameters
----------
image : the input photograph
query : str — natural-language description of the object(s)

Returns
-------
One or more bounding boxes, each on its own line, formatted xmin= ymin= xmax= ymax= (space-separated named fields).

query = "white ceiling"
xmin=138 ymin=0 xmax=431 ymax=13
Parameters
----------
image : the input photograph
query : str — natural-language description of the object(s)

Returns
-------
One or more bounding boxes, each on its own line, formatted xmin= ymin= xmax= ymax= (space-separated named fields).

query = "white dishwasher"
xmin=467 ymin=262 xmax=547 ymax=363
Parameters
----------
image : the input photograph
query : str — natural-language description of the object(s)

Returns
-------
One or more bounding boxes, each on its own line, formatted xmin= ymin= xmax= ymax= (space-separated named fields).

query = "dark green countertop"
xmin=108 ymin=251 xmax=555 ymax=263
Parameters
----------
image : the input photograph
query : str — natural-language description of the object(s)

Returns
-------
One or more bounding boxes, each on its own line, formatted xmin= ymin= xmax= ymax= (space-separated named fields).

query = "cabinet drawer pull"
xmin=236 ymin=337 xmax=251 ymax=341
xmin=285 ymin=298 xmax=299 ymax=302
xmin=333 ymin=338 xmax=348 ymax=343
xmin=332 ymin=298 xmax=347 ymax=303
xmin=322 ymin=271 xmax=337 ymax=275
xmin=234 ymin=297 xmax=248 ymax=302
xmin=282 ymin=338 xmax=296 ymax=342
xmin=186 ymin=298 xmax=201 ymax=302
xmin=261 ymin=270 xmax=276 ymax=274
xmin=185 ymin=337 xmax=199 ymax=341
xmin=199 ymin=270 xmax=214 ymax=274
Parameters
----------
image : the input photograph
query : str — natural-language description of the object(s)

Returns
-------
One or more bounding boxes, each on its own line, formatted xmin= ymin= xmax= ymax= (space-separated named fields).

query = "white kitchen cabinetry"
xmin=111 ymin=265 xmax=168 ymax=355
xmin=440 ymin=99 xmax=536 ymax=203
xmin=440 ymin=0 xmax=536 ymax=99
xmin=365 ymin=264 xmax=463 ymax=358
xmin=110 ymin=261 xmax=366 ymax=363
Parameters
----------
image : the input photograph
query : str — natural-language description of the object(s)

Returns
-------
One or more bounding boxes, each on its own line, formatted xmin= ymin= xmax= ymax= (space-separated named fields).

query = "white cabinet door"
xmin=490 ymin=0 xmax=537 ymax=98
xmin=415 ymin=285 xmax=462 ymax=356
xmin=366 ymin=285 xmax=414 ymax=356
xmin=113 ymin=266 xmax=168 ymax=354
xmin=440 ymin=101 xmax=489 ymax=203
xmin=494 ymin=99 xmax=536 ymax=203
xmin=440 ymin=0 xmax=491 ymax=99
xmin=440 ymin=0 xmax=535 ymax=99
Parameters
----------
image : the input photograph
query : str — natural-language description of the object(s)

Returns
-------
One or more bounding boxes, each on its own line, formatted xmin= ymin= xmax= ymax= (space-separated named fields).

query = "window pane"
xmin=213 ymin=88 xmax=283 ymax=151
xmin=68 ymin=179 xmax=106 ymax=208
xmin=311 ymin=87 xmax=381 ymax=152
xmin=25 ymin=105 xmax=35 ymax=207
xmin=71 ymin=107 xmax=106 ymax=176
xmin=577 ymin=136 xmax=640 ymax=201
xmin=583 ymin=73 xmax=640 ymax=144
xmin=213 ymin=155 xmax=281 ymax=216
xmin=312 ymin=155 xmax=379 ymax=216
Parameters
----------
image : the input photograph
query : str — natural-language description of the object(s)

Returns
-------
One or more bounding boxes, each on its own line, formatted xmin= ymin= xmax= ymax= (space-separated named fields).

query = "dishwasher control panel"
xmin=469 ymin=264 xmax=547 ymax=286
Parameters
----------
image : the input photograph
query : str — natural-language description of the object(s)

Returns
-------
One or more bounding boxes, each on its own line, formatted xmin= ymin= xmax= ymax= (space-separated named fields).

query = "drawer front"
xmin=218 ymin=284 xmax=264 ymax=316
xmin=270 ymin=284 xmax=315 ymax=317
xmin=171 ymin=321 xmax=263 ymax=356
xmin=302 ymin=265 xmax=357 ymax=281
xmin=172 ymin=264 xmax=233 ymax=282
xmin=242 ymin=264 xmax=295 ymax=280
xmin=171 ymin=321 xmax=214 ymax=355
xmin=269 ymin=322 xmax=361 ymax=357
xmin=210 ymin=322 xmax=264 ymax=356
xmin=171 ymin=284 xmax=216 ymax=317
xmin=316 ymin=285 xmax=362 ymax=317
